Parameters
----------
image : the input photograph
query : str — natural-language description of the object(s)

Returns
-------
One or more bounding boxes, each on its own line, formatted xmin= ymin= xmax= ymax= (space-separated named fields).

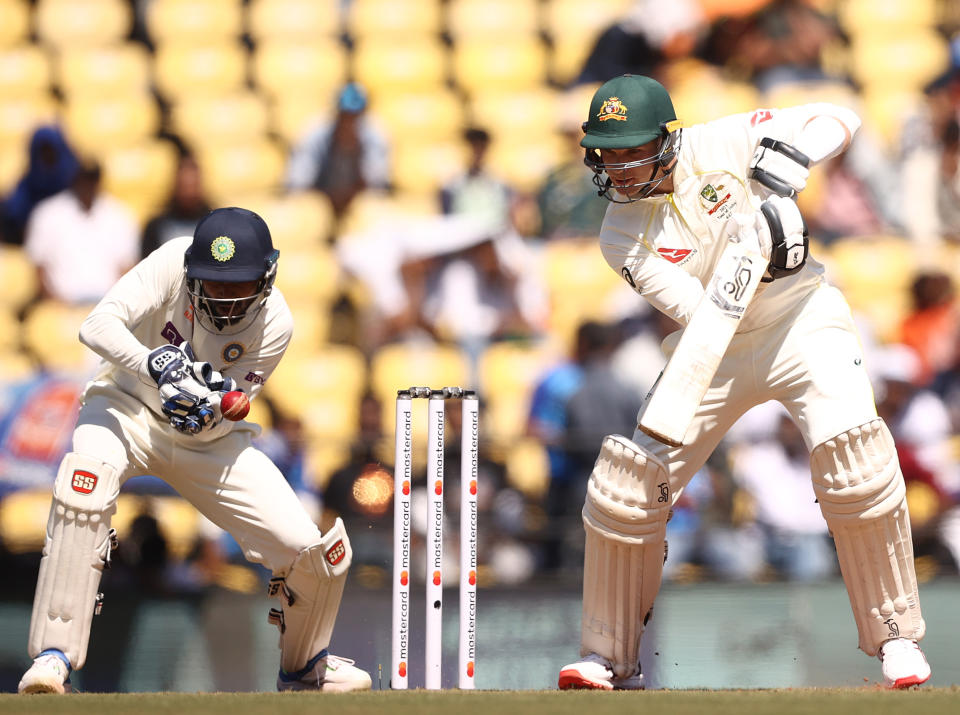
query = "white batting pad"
xmin=29 ymin=452 xmax=120 ymax=669
xmin=268 ymin=517 xmax=352 ymax=674
xmin=580 ymin=435 xmax=672 ymax=678
xmin=810 ymin=419 xmax=925 ymax=655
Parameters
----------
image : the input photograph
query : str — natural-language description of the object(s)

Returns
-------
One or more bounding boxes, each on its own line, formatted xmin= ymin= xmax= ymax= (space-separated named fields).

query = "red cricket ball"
xmin=220 ymin=390 xmax=250 ymax=421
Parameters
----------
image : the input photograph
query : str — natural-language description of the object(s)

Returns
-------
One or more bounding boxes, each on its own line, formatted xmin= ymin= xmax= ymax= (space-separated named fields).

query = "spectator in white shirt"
xmin=24 ymin=159 xmax=139 ymax=305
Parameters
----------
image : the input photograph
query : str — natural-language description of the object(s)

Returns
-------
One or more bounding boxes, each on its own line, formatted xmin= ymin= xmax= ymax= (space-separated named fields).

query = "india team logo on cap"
xmin=597 ymin=96 xmax=628 ymax=122
xmin=210 ymin=235 xmax=236 ymax=262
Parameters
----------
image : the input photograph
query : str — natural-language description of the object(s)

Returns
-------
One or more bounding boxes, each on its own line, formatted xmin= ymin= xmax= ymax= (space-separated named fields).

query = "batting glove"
xmin=759 ymin=195 xmax=808 ymax=281
xmin=750 ymin=137 xmax=811 ymax=198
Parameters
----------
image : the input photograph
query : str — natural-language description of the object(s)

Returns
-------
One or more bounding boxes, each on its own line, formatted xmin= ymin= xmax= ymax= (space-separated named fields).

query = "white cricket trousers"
xmin=71 ymin=383 xmax=322 ymax=572
xmin=634 ymin=283 xmax=879 ymax=502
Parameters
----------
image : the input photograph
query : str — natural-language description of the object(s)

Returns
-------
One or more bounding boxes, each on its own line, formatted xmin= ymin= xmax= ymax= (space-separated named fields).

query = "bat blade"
xmin=638 ymin=239 xmax=766 ymax=447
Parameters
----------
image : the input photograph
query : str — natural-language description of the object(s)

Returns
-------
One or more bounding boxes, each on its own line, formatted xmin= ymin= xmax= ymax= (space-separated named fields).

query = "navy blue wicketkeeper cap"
xmin=185 ymin=207 xmax=277 ymax=282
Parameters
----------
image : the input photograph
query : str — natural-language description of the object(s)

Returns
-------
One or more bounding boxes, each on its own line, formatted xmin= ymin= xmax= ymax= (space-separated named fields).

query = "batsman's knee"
xmin=810 ymin=418 xmax=904 ymax=521
xmin=584 ymin=434 xmax=672 ymax=539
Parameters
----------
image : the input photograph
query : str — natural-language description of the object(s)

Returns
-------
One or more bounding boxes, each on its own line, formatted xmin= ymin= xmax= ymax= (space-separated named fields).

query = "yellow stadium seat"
xmin=246 ymin=0 xmax=341 ymax=41
xmin=62 ymin=93 xmax=161 ymax=155
xmin=549 ymin=35 xmax=600 ymax=86
xmin=35 ymin=0 xmax=132 ymax=48
xmin=850 ymin=30 xmax=949 ymax=90
xmin=0 ymin=244 xmax=40 ymax=310
xmin=273 ymin=246 xmax=341 ymax=303
xmin=195 ymin=139 xmax=286 ymax=203
xmin=153 ymin=41 xmax=247 ymax=100
xmin=346 ymin=0 xmax=442 ymax=39
xmin=55 ymin=43 xmax=152 ymax=98
xmin=468 ymin=88 xmax=562 ymax=141
xmin=267 ymin=343 xmax=367 ymax=439
xmin=390 ymin=139 xmax=467 ymax=197
xmin=338 ymin=190 xmax=439 ymax=236
xmin=304 ymin=441 xmax=352 ymax=490
xmin=762 ymin=79 xmax=860 ymax=112
xmin=0 ymin=147 xmax=25 ymax=194
xmin=101 ymin=140 xmax=180 ymax=225
xmin=171 ymin=91 xmax=270 ymax=148
xmin=0 ymin=306 xmax=20 ymax=351
xmin=452 ymin=37 xmax=548 ymax=95
xmin=858 ymin=86 xmax=924 ymax=150
xmin=485 ymin=132 xmax=567 ymax=193
xmin=542 ymin=238 xmax=628 ymax=347
xmin=822 ymin=236 xmax=916 ymax=342
xmin=372 ymin=90 xmax=466 ymax=144
xmin=251 ymin=39 xmax=347 ymax=102
xmin=22 ymin=300 xmax=98 ymax=375
xmin=244 ymin=191 xmax=335 ymax=251
xmin=0 ymin=489 xmax=52 ymax=554
xmin=0 ymin=348 xmax=35 ymax=380
xmin=370 ymin=342 xmax=470 ymax=408
xmin=479 ymin=340 xmax=560 ymax=398
xmin=504 ymin=437 xmax=549 ymax=498
xmin=0 ymin=0 xmax=30 ymax=48
xmin=543 ymin=0 xmax=633 ymax=40
xmin=284 ymin=303 xmax=332 ymax=349
xmin=146 ymin=0 xmax=243 ymax=43
xmin=353 ymin=39 xmax=448 ymax=96
xmin=269 ymin=95 xmax=332 ymax=146
xmin=479 ymin=340 xmax=561 ymax=444
xmin=369 ymin=342 xmax=472 ymax=455
xmin=113 ymin=495 xmax=201 ymax=561
xmin=0 ymin=94 xmax=58 ymax=151
xmin=839 ymin=0 xmax=937 ymax=33
xmin=447 ymin=0 xmax=538 ymax=39
xmin=0 ymin=45 xmax=52 ymax=98
xmin=669 ymin=74 xmax=760 ymax=125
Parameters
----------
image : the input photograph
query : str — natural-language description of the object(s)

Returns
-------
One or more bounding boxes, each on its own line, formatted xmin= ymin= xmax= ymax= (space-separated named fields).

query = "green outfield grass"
xmin=1 ymin=689 xmax=958 ymax=715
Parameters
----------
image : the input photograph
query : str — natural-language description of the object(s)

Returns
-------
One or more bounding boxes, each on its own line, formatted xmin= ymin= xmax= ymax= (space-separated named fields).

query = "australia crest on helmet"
xmin=598 ymin=96 xmax=628 ymax=122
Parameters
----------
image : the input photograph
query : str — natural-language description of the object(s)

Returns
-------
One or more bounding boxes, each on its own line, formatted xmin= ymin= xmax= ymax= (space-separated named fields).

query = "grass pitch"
xmin=1 ymin=688 xmax=958 ymax=715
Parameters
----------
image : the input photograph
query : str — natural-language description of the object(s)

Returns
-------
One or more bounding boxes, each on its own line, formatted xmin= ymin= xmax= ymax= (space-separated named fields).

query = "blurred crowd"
xmin=1 ymin=0 xmax=960 ymax=598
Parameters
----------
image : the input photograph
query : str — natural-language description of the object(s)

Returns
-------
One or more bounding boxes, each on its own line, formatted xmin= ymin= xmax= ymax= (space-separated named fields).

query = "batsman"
xmin=18 ymin=207 xmax=371 ymax=694
xmin=558 ymin=74 xmax=930 ymax=690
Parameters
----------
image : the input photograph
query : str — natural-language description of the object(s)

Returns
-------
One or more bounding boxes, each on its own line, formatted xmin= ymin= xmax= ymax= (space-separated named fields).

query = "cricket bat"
xmin=637 ymin=236 xmax=766 ymax=447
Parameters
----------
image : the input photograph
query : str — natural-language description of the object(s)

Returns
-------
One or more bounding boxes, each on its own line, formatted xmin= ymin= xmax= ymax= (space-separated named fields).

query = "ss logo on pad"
xmin=72 ymin=470 xmax=98 ymax=494
xmin=325 ymin=540 xmax=345 ymax=566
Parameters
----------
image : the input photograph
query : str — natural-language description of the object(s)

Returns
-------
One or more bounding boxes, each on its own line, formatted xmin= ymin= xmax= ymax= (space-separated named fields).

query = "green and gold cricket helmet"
xmin=581 ymin=74 xmax=682 ymax=201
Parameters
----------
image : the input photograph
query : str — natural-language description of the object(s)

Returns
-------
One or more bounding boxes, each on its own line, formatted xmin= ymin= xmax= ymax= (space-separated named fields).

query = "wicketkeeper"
xmin=558 ymin=74 xmax=930 ymax=690
xmin=18 ymin=207 xmax=371 ymax=694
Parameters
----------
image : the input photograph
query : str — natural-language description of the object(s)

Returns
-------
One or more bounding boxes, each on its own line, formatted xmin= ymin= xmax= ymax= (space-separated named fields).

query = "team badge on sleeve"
xmin=210 ymin=235 xmax=236 ymax=262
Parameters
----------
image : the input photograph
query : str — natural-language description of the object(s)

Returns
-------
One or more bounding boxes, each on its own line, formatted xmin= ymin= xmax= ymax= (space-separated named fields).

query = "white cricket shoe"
xmin=879 ymin=638 xmax=931 ymax=689
xmin=558 ymin=652 xmax=644 ymax=690
xmin=18 ymin=652 xmax=71 ymax=694
xmin=277 ymin=651 xmax=372 ymax=692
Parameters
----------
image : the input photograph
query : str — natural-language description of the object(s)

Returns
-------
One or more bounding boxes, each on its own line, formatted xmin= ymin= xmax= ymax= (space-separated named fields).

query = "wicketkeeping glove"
xmin=750 ymin=137 xmax=811 ymax=198
xmin=145 ymin=342 xmax=233 ymax=434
